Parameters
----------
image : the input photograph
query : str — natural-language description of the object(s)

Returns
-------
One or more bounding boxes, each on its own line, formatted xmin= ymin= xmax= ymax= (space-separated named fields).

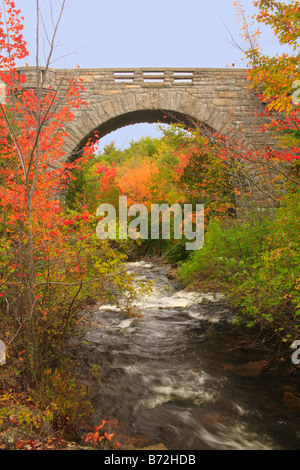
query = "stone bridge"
xmin=17 ymin=66 xmax=269 ymax=163
xmin=17 ymin=66 xmax=279 ymax=209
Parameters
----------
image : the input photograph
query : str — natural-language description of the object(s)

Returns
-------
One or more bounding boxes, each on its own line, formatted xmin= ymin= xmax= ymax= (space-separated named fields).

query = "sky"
xmin=14 ymin=0 xmax=282 ymax=151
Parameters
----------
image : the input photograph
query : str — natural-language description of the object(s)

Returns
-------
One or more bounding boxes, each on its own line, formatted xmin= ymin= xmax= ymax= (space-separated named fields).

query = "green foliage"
xmin=179 ymin=190 xmax=300 ymax=349
xmin=99 ymin=141 xmax=125 ymax=165
xmin=178 ymin=214 xmax=269 ymax=287
xmin=64 ymin=165 xmax=89 ymax=210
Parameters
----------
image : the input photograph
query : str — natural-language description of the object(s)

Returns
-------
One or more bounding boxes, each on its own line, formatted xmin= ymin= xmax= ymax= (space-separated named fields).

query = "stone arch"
xmin=61 ymin=88 xmax=245 ymax=213
xmin=62 ymin=88 xmax=243 ymax=163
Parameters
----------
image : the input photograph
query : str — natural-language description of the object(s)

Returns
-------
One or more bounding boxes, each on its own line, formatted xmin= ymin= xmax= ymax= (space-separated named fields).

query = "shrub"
xmin=178 ymin=191 xmax=300 ymax=351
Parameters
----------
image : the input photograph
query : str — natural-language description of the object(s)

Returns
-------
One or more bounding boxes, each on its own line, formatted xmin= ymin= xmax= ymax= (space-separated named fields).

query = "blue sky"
xmin=15 ymin=0 xmax=281 ymax=150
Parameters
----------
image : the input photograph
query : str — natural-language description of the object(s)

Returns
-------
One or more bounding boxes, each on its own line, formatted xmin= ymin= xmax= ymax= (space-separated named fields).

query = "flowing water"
xmin=77 ymin=261 xmax=300 ymax=450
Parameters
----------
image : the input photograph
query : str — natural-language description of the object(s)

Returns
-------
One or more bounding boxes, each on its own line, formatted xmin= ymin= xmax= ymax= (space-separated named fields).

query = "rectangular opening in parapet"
xmin=173 ymin=72 xmax=193 ymax=76
xmin=143 ymin=71 xmax=164 ymax=74
xmin=143 ymin=71 xmax=164 ymax=82
xmin=114 ymin=72 xmax=134 ymax=82
xmin=173 ymin=71 xmax=193 ymax=83
xmin=114 ymin=72 xmax=134 ymax=76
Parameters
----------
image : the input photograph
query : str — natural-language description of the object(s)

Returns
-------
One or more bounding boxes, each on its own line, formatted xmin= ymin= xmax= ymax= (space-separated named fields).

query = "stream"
xmin=76 ymin=261 xmax=300 ymax=450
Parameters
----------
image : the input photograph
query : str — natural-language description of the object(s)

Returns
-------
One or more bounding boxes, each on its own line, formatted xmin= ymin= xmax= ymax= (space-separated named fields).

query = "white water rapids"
xmin=76 ymin=261 xmax=300 ymax=450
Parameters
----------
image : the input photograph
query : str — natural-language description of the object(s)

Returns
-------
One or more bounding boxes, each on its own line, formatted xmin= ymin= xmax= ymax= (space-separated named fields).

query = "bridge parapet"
xmin=16 ymin=66 xmax=248 ymax=89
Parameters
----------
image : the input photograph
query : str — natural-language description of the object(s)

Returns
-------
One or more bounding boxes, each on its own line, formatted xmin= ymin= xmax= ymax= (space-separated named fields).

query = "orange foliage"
xmin=117 ymin=159 xmax=159 ymax=208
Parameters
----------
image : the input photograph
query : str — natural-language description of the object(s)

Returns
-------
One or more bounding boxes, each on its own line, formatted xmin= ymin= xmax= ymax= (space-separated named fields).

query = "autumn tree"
xmin=187 ymin=1 xmax=300 ymax=215
xmin=245 ymin=0 xmax=300 ymax=114
xmin=232 ymin=1 xmax=300 ymax=173
xmin=117 ymin=158 xmax=160 ymax=208
xmin=0 ymin=0 xmax=140 ymax=392
xmin=179 ymin=0 xmax=300 ymax=361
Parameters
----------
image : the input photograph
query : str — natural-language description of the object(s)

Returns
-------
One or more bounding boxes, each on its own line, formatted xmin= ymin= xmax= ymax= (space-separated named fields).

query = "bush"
xmin=30 ymin=365 xmax=91 ymax=439
xmin=178 ymin=191 xmax=300 ymax=350
xmin=178 ymin=214 xmax=270 ymax=289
